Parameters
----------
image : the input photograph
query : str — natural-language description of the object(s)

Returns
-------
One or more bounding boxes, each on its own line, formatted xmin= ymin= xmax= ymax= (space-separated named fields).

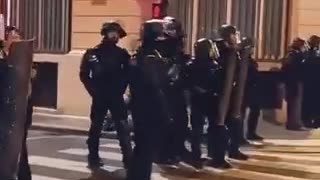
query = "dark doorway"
xmin=32 ymin=62 xmax=58 ymax=109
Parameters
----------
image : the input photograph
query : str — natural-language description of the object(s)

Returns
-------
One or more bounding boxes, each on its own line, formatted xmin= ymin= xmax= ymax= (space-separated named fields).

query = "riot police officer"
xmin=303 ymin=35 xmax=320 ymax=128
xmin=154 ymin=16 xmax=190 ymax=165
xmin=127 ymin=18 xmax=184 ymax=180
xmin=187 ymin=38 xmax=221 ymax=169
xmin=282 ymin=38 xmax=308 ymax=131
xmin=79 ymin=21 xmax=133 ymax=169
xmin=241 ymin=37 xmax=264 ymax=140
xmin=211 ymin=25 xmax=249 ymax=168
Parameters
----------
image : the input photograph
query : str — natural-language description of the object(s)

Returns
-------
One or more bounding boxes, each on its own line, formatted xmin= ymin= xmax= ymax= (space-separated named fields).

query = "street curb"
xmin=31 ymin=124 xmax=119 ymax=139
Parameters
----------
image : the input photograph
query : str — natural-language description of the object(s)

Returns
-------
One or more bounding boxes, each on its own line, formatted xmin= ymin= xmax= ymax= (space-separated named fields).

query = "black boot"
xmin=87 ymin=140 xmax=104 ymax=169
xmin=228 ymin=120 xmax=249 ymax=161
xmin=247 ymin=133 xmax=264 ymax=141
xmin=246 ymin=106 xmax=263 ymax=141
xmin=239 ymin=119 xmax=250 ymax=145
xmin=115 ymin=119 xmax=133 ymax=170
xmin=208 ymin=125 xmax=232 ymax=169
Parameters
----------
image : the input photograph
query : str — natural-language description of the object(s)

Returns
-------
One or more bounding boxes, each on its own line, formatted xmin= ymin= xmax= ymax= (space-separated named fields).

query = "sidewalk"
xmin=31 ymin=112 xmax=119 ymax=139
xmin=31 ymin=110 xmax=320 ymax=141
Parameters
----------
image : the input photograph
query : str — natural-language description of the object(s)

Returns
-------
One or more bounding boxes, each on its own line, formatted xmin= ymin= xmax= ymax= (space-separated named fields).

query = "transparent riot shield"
xmin=0 ymin=40 xmax=34 ymax=179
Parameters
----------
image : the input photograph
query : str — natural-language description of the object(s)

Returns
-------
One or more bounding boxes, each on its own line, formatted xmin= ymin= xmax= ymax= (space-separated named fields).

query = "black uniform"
xmin=187 ymin=38 xmax=221 ymax=168
xmin=79 ymin=22 xmax=132 ymax=169
xmin=127 ymin=18 xmax=181 ymax=180
xmin=282 ymin=39 xmax=307 ymax=130
xmin=242 ymin=56 xmax=263 ymax=140
xmin=154 ymin=16 xmax=190 ymax=164
xmin=18 ymin=86 xmax=33 ymax=180
xmin=303 ymin=35 xmax=320 ymax=128
xmin=210 ymin=25 xmax=249 ymax=168
xmin=0 ymin=39 xmax=34 ymax=180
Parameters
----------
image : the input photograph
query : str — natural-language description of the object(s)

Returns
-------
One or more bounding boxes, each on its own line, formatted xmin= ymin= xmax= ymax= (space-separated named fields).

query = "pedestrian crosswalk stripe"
xmin=59 ymin=148 xmax=122 ymax=161
xmin=32 ymin=174 xmax=67 ymax=180
xmin=101 ymin=143 xmax=121 ymax=149
xmin=29 ymin=156 xmax=121 ymax=173
xmin=151 ymin=173 xmax=169 ymax=180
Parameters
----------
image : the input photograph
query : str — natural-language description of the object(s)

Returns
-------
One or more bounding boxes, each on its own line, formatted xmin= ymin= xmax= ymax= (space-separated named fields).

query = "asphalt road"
xmin=27 ymin=130 xmax=202 ymax=180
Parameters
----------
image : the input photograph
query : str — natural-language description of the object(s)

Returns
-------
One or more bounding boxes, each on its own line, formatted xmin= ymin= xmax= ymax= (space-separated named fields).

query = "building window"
xmin=9 ymin=0 xmax=71 ymax=54
xmin=231 ymin=0 xmax=288 ymax=60
xmin=194 ymin=0 xmax=288 ymax=60
xmin=197 ymin=0 xmax=228 ymax=39
xmin=168 ymin=0 xmax=194 ymax=53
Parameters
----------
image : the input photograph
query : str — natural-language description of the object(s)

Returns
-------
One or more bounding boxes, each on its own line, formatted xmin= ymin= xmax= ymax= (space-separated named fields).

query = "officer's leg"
xmin=171 ymin=96 xmax=190 ymax=161
xmin=286 ymin=83 xmax=306 ymax=130
xmin=239 ymin=105 xmax=250 ymax=145
xmin=127 ymin=104 xmax=159 ymax=180
xmin=17 ymin=128 xmax=31 ymax=180
xmin=190 ymin=97 xmax=205 ymax=169
xmin=226 ymin=93 xmax=249 ymax=161
xmin=18 ymin=99 xmax=33 ymax=180
xmin=87 ymin=98 xmax=107 ymax=168
xmin=206 ymin=97 xmax=218 ymax=159
xmin=109 ymin=97 xmax=133 ymax=169
xmin=247 ymin=105 xmax=263 ymax=140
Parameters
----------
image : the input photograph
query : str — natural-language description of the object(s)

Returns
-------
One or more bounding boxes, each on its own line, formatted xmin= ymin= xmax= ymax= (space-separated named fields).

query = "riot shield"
xmin=215 ymin=49 xmax=238 ymax=125
xmin=0 ymin=40 xmax=34 ymax=179
xmin=230 ymin=50 xmax=250 ymax=118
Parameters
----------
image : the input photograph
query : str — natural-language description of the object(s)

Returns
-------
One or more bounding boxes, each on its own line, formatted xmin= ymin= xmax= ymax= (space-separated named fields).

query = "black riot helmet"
xmin=194 ymin=38 xmax=220 ymax=61
xmin=218 ymin=24 xmax=239 ymax=46
xmin=218 ymin=24 xmax=236 ymax=39
xmin=308 ymin=35 xmax=320 ymax=50
xmin=140 ymin=18 xmax=184 ymax=57
xmin=140 ymin=19 xmax=166 ymax=44
xmin=141 ymin=18 xmax=183 ymax=43
xmin=290 ymin=37 xmax=307 ymax=52
xmin=100 ymin=21 xmax=127 ymax=39
xmin=163 ymin=16 xmax=184 ymax=39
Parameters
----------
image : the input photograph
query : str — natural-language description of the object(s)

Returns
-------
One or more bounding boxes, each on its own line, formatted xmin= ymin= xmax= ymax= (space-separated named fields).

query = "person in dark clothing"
xmin=153 ymin=16 xmax=191 ymax=165
xmin=3 ymin=26 xmax=33 ymax=180
xmin=303 ymin=35 xmax=320 ymax=128
xmin=79 ymin=21 xmax=133 ymax=170
xmin=18 ymin=87 xmax=34 ymax=180
xmin=186 ymin=38 xmax=221 ymax=169
xmin=210 ymin=25 xmax=249 ymax=169
xmin=282 ymin=38 xmax=308 ymax=131
xmin=241 ymin=37 xmax=264 ymax=141
xmin=127 ymin=18 xmax=185 ymax=180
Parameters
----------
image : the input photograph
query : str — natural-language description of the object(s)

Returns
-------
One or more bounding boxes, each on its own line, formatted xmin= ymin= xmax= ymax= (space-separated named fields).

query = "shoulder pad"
xmin=84 ymin=48 xmax=99 ymax=62
xmin=213 ymin=38 xmax=224 ymax=43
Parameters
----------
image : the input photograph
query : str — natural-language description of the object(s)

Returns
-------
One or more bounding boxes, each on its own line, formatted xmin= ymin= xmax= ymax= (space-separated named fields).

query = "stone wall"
xmin=72 ymin=0 xmax=153 ymax=51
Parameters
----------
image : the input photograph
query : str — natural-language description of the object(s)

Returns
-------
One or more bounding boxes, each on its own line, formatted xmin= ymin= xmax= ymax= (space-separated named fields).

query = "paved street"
xmin=28 ymin=130 xmax=196 ymax=180
xmin=28 ymin=130 xmax=134 ymax=180
xmin=27 ymin=129 xmax=320 ymax=180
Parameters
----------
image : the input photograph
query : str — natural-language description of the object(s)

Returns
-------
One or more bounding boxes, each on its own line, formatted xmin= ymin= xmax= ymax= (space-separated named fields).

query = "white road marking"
xmin=101 ymin=143 xmax=120 ymax=149
xmin=29 ymin=156 xmax=121 ymax=173
xmin=33 ymin=112 xmax=90 ymax=120
xmin=28 ymin=135 xmax=118 ymax=143
xmin=59 ymin=148 xmax=122 ymax=161
xmin=32 ymin=175 xmax=67 ymax=180
xmin=151 ymin=173 xmax=169 ymax=180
